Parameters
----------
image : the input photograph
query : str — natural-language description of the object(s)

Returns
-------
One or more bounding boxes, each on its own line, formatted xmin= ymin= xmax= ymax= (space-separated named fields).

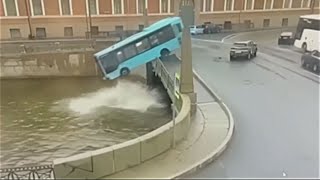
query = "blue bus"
xmin=94 ymin=17 xmax=184 ymax=80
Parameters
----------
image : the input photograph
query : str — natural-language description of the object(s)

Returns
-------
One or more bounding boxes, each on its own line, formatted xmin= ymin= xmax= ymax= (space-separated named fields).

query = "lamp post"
xmin=85 ymin=0 xmax=89 ymax=39
xmin=144 ymin=0 xmax=153 ymax=86
xmin=24 ymin=0 xmax=33 ymax=39
xmin=310 ymin=0 xmax=315 ymax=14
xmin=238 ymin=0 xmax=243 ymax=25
xmin=142 ymin=0 xmax=149 ymax=27
xmin=88 ymin=0 xmax=93 ymax=38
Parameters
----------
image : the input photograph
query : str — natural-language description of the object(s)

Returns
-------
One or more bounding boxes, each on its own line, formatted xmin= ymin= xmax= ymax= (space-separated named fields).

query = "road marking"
xmin=282 ymin=171 xmax=287 ymax=177
xmin=258 ymin=52 xmax=320 ymax=83
xmin=218 ymin=160 xmax=225 ymax=169
xmin=197 ymin=101 xmax=216 ymax=106
xmin=192 ymin=38 xmax=222 ymax=43
xmin=192 ymin=38 xmax=233 ymax=45
xmin=252 ymin=61 xmax=287 ymax=80
xmin=221 ymin=34 xmax=237 ymax=42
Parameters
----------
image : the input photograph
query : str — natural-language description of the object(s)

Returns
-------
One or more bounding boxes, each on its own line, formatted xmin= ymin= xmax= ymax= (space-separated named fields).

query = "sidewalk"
xmin=102 ymin=77 xmax=233 ymax=179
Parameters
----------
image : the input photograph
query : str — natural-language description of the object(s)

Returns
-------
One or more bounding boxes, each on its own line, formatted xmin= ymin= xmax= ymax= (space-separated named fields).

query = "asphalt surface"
xmin=187 ymin=30 xmax=319 ymax=178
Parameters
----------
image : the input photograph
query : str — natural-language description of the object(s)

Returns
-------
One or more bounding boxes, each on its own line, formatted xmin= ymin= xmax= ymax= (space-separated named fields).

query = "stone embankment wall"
xmin=0 ymin=40 xmax=115 ymax=78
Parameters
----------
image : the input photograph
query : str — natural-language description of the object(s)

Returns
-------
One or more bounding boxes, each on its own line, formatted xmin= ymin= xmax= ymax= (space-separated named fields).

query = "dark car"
xmin=203 ymin=23 xmax=222 ymax=34
xmin=301 ymin=50 xmax=320 ymax=74
xmin=230 ymin=40 xmax=258 ymax=60
xmin=278 ymin=32 xmax=294 ymax=45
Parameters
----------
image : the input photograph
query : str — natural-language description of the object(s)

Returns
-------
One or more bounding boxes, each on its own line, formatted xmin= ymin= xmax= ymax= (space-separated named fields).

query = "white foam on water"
xmin=67 ymin=80 xmax=164 ymax=115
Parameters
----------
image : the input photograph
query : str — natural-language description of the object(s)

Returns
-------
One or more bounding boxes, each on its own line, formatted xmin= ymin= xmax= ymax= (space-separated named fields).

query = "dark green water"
xmin=0 ymin=76 xmax=170 ymax=168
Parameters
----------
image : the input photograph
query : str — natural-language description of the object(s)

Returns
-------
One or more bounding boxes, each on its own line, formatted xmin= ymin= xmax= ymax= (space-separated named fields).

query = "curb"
xmin=169 ymin=69 xmax=235 ymax=179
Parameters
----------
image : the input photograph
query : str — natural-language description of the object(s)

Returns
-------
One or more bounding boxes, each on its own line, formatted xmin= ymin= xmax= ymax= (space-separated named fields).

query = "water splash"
xmin=67 ymin=80 xmax=165 ymax=115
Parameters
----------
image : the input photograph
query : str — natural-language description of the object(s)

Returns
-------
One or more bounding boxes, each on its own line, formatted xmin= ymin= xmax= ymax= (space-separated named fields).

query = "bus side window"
xmin=158 ymin=26 xmax=175 ymax=44
xmin=123 ymin=44 xmax=137 ymax=59
xmin=116 ymin=51 xmax=125 ymax=62
xmin=172 ymin=23 xmax=182 ymax=35
xmin=149 ymin=34 xmax=159 ymax=47
xmin=135 ymin=38 xmax=151 ymax=53
xmin=175 ymin=23 xmax=182 ymax=32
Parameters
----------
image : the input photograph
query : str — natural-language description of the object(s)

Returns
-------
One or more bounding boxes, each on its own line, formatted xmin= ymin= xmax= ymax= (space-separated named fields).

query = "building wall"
xmin=0 ymin=0 xmax=4 ymax=16
xmin=0 ymin=0 xmax=319 ymax=40
xmin=44 ymin=0 xmax=59 ymax=15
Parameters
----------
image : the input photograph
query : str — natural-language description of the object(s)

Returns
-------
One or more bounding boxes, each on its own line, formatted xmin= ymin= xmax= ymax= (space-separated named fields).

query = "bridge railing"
xmin=0 ymin=164 xmax=55 ymax=180
xmin=153 ymin=59 xmax=182 ymax=111
xmin=153 ymin=59 xmax=173 ymax=98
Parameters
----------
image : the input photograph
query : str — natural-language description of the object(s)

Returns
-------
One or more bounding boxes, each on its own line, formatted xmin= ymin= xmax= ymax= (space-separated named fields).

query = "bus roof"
xmin=94 ymin=16 xmax=181 ymax=58
xmin=300 ymin=14 xmax=320 ymax=20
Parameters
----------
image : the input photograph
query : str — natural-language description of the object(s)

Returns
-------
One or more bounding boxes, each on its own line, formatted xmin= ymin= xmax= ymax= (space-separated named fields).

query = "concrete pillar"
xmin=193 ymin=0 xmax=201 ymax=25
xmin=180 ymin=28 xmax=197 ymax=115
xmin=143 ymin=3 xmax=154 ymax=86
xmin=175 ymin=0 xmax=200 ymax=25
xmin=174 ymin=0 xmax=180 ymax=16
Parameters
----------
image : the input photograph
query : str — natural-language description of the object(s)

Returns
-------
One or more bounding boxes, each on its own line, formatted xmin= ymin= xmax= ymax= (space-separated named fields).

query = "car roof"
xmin=234 ymin=40 xmax=252 ymax=44
xmin=280 ymin=32 xmax=293 ymax=36
xmin=300 ymin=14 xmax=320 ymax=20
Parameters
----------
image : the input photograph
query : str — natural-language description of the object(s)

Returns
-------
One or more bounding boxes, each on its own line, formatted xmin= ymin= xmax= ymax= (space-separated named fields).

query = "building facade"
xmin=0 ymin=0 xmax=319 ymax=40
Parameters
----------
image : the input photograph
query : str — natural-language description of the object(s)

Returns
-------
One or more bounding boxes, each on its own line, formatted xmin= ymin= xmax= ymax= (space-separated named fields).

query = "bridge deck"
xmin=159 ymin=55 xmax=214 ymax=104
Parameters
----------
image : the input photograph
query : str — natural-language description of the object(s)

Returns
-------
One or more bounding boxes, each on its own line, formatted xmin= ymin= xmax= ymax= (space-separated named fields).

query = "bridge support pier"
xmin=146 ymin=61 xmax=156 ymax=86
xmin=180 ymin=28 xmax=197 ymax=115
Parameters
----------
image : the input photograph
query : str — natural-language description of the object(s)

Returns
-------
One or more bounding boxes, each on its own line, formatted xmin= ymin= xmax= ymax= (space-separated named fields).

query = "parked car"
xmin=230 ymin=40 xmax=258 ymax=60
xmin=190 ymin=25 xmax=204 ymax=35
xmin=301 ymin=50 xmax=320 ymax=74
xmin=278 ymin=32 xmax=294 ymax=45
xmin=203 ymin=23 xmax=222 ymax=34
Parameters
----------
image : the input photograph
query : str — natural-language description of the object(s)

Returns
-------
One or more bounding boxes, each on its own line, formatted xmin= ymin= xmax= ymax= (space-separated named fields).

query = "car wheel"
xmin=301 ymin=59 xmax=306 ymax=67
xmin=247 ymin=53 xmax=252 ymax=60
xmin=230 ymin=55 xmax=234 ymax=61
xmin=254 ymin=51 xmax=257 ymax=57
xmin=313 ymin=64 xmax=319 ymax=73
xmin=302 ymin=43 xmax=307 ymax=53
xmin=120 ymin=68 xmax=130 ymax=77
xmin=160 ymin=49 xmax=170 ymax=57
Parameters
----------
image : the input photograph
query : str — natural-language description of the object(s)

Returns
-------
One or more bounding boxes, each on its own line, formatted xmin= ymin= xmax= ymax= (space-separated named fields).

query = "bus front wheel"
xmin=160 ymin=49 xmax=170 ymax=58
xmin=120 ymin=68 xmax=130 ymax=77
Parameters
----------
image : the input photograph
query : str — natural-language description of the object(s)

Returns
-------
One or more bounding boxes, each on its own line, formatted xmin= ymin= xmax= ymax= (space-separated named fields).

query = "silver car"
xmin=230 ymin=40 xmax=258 ymax=60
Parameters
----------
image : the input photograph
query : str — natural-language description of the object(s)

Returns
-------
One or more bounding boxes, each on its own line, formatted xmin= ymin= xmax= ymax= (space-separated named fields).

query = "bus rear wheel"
xmin=120 ymin=68 xmax=130 ymax=77
xmin=160 ymin=49 xmax=170 ymax=58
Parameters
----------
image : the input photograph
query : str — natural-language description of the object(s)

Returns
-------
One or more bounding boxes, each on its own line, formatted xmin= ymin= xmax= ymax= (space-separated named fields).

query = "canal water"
xmin=0 ymin=76 xmax=171 ymax=168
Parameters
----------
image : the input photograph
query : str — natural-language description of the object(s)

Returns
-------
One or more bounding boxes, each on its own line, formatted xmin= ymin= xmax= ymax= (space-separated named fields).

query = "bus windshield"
xmin=94 ymin=17 xmax=184 ymax=80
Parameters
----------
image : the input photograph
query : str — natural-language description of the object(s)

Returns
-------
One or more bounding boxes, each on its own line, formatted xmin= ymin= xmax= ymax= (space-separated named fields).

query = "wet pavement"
xmin=0 ymin=75 xmax=171 ymax=168
xmin=187 ymin=30 xmax=319 ymax=178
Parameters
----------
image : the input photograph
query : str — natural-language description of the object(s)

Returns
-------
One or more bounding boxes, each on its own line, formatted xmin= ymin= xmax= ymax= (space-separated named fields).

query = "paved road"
xmin=187 ymin=30 xmax=319 ymax=178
